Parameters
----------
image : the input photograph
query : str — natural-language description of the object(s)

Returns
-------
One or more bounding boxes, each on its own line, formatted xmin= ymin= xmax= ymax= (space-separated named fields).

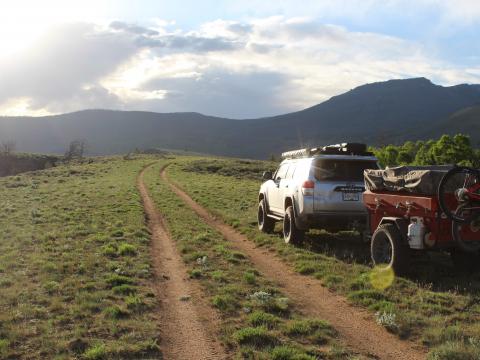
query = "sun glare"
xmin=0 ymin=0 xmax=111 ymax=57
xmin=0 ymin=98 xmax=51 ymax=117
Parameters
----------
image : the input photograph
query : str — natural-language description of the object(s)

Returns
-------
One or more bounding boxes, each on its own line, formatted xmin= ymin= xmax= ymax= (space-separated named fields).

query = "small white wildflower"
xmin=196 ymin=256 xmax=208 ymax=266
xmin=375 ymin=311 xmax=397 ymax=329
xmin=249 ymin=291 xmax=272 ymax=303
xmin=468 ymin=337 xmax=480 ymax=348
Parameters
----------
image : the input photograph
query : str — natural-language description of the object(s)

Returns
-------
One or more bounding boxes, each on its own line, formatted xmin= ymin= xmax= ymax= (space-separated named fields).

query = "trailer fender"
xmin=378 ymin=217 xmax=409 ymax=244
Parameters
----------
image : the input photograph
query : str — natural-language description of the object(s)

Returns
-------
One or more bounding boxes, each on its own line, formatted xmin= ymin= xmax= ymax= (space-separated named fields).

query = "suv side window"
xmin=286 ymin=162 xmax=296 ymax=179
xmin=293 ymin=161 xmax=306 ymax=180
xmin=274 ymin=164 xmax=289 ymax=180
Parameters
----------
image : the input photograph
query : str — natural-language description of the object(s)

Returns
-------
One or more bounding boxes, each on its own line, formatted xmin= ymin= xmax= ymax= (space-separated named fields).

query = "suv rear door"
xmin=312 ymin=158 xmax=377 ymax=213
xmin=268 ymin=163 xmax=289 ymax=213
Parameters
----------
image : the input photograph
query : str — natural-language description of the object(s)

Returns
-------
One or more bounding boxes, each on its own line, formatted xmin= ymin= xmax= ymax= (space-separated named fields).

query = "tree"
xmin=397 ymin=150 xmax=413 ymax=165
xmin=65 ymin=139 xmax=87 ymax=160
xmin=453 ymin=134 xmax=475 ymax=166
xmin=427 ymin=134 xmax=474 ymax=166
xmin=0 ymin=140 xmax=16 ymax=155
xmin=372 ymin=134 xmax=480 ymax=168
xmin=414 ymin=140 xmax=435 ymax=165
xmin=375 ymin=145 xmax=399 ymax=168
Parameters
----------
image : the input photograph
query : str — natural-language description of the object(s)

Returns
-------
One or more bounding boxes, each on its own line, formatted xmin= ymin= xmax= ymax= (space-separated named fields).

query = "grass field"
xmin=0 ymin=157 xmax=160 ymax=359
xmin=2 ymin=154 xmax=480 ymax=359
xmin=143 ymin=162 xmax=354 ymax=360
xmin=167 ymin=156 xmax=480 ymax=360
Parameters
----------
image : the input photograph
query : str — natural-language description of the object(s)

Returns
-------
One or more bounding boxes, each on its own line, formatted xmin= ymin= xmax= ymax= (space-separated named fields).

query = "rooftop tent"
xmin=364 ymin=165 xmax=454 ymax=195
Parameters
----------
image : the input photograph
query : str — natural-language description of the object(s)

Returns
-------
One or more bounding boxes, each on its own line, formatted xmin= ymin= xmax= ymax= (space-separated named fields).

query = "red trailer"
xmin=363 ymin=166 xmax=480 ymax=274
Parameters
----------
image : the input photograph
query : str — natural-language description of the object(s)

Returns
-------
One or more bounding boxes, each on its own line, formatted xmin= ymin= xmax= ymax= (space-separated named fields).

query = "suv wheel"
xmin=283 ymin=206 xmax=304 ymax=245
xmin=258 ymin=199 xmax=275 ymax=233
xmin=371 ymin=224 xmax=409 ymax=275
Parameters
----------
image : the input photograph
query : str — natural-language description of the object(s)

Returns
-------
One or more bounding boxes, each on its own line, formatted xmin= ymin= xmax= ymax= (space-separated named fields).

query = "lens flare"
xmin=369 ymin=266 xmax=395 ymax=290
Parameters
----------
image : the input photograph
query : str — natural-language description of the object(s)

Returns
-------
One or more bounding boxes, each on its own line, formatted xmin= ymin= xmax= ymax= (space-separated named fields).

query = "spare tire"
xmin=371 ymin=224 xmax=409 ymax=275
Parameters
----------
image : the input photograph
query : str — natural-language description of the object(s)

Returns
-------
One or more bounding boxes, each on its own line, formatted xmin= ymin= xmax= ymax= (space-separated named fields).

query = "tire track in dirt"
xmin=161 ymin=166 xmax=427 ymax=360
xmin=138 ymin=164 xmax=228 ymax=360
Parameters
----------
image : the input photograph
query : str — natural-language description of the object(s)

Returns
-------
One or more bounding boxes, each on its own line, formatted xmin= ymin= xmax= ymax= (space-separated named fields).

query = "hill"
xmin=427 ymin=105 xmax=480 ymax=145
xmin=1 ymin=77 xmax=479 ymax=158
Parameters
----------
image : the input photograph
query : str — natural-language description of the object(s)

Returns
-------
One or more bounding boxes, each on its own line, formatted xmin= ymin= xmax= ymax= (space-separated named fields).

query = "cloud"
xmin=1 ymin=16 xmax=480 ymax=118
xmin=164 ymin=34 xmax=241 ymax=52
xmin=0 ymin=23 xmax=136 ymax=113
xmin=110 ymin=21 xmax=159 ymax=36
xmin=141 ymin=67 xmax=291 ymax=118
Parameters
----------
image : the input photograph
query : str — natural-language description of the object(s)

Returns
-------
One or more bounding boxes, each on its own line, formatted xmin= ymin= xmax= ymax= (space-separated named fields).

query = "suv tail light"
xmin=302 ymin=180 xmax=314 ymax=196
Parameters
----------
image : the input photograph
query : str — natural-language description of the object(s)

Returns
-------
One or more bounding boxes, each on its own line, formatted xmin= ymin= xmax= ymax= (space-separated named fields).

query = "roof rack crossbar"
xmin=281 ymin=143 xmax=373 ymax=159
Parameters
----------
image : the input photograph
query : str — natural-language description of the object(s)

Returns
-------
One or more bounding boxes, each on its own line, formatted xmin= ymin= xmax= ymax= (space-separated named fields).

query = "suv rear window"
xmin=313 ymin=159 xmax=377 ymax=182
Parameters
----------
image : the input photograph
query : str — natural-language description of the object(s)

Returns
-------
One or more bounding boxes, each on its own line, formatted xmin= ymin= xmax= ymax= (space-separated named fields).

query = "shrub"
xmin=212 ymin=294 xmax=237 ymax=312
xmin=111 ymin=230 xmax=124 ymax=238
xmin=189 ymin=269 xmax=202 ymax=279
xmin=106 ymin=274 xmax=134 ymax=287
xmin=211 ymin=270 xmax=227 ymax=282
xmin=125 ymin=295 xmax=146 ymax=312
xmin=243 ymin=271 xmax=256 ymax=285
xmin=247 ymin=311 xmax=279 ymax=329
xmin=270 ymin=345 xmax=316 ymax=360
xmin=427 ymin=341 xmax=480 ymax=360
xmin=118 ymin=243 xmax=137 ymax=256
xmin=102 ymin=244 xmax=117 ymax=258
xmin=233 ymin=327 xmax=277 ymax=348
xmin=84 ymin=343 xmax=107 ymax=360
xmin=43 ymin=281 xmax=60 ymax=294
xmin=112 ymin=285 xmax=137 ymax=295
xmin=285 ymin=319 xmax=335 ymax=344
xmin=285 ymin=319 xmax=332 ymax=336
xmin=103 ymin=305 xmax=128 ymax=319
xmin=0 ymin=339 xmax=9 ymax=355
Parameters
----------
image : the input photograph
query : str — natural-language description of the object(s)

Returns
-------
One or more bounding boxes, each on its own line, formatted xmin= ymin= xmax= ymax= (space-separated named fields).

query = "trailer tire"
xmin=450 ymin=248 xmax=480 ymax=273
xmin=283 ymin=206 xmax=304 ymax=245
xmin=371 ymin=224 xmax=409 ymax=275
xmin=258 ymin=199 xmax=275 ymax=233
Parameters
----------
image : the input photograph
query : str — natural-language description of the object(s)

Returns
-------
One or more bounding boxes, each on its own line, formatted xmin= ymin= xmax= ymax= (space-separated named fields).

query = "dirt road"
xmin=138 ymin=164 xmax=227 ymax=360
xmin=161 ymin=166 xmax=427 ymax=360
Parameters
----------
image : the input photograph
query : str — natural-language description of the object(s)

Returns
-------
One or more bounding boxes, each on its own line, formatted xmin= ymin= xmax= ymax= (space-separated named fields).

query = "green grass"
xmin=166 ymin=156 xmax=480 ymax=358
xmin=0 ymin=156 xmax=161 ymax=359
xmin=3 ymin=153 xmax=478 ymax=358
xmin=143 ymin=162 xmax=350 ymax=359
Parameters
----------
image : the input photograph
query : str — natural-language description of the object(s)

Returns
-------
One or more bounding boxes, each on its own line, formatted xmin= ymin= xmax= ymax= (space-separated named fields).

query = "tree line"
xmin=371 ymin=134 xmax=479 ymax=168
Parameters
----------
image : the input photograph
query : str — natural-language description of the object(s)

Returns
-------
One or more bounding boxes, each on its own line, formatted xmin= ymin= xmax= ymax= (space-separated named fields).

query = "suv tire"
xmin=371 ymin=223 xmax=409 ymax=275
xmin=283 ymin=206 xmax=304 ymax=245
xmin=258 ymin=199 xmax=275 ymax=233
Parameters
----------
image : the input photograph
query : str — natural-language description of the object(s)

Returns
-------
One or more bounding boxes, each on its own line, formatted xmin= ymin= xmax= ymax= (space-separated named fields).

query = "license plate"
xmin=342 ymin=192 xmax=359 ymax=201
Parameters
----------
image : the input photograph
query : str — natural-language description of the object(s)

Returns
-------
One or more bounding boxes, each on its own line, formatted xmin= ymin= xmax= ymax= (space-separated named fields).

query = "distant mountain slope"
xmin=1 ymin=77 xmax=479 ymax=158
xmin=426 ymin=105 xmax=480 ymax=145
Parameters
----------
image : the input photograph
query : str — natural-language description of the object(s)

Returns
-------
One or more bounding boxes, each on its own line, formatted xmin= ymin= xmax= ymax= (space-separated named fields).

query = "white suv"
xmin=258 ymin=143 xmax=378 ymax=244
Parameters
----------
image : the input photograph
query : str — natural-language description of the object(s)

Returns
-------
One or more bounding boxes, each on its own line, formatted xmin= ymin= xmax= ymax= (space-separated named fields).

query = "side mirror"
xmin=262 ymin=171 xmax=273 ymax=180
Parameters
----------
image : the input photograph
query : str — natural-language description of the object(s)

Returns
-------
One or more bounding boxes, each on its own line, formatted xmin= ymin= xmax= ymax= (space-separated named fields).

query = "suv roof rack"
xmin=281 ymin=143 xmax=374 ymax=159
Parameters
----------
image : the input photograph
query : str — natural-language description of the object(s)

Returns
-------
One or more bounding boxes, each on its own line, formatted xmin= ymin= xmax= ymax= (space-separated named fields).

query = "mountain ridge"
xmin=1 ymin=77 xmax=480 ymax=158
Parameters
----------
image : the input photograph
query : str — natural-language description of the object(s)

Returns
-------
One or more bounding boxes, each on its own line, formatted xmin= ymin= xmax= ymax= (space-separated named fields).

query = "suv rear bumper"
xmin=296 ymin=211 xmax=368 ymax=231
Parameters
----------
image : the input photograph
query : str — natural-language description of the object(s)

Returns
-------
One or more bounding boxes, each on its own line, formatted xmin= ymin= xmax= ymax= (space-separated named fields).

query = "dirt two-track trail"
xmin=137 ymin=164 xmax=228 ymax=360
xmin=161 ymin=166 xmax=427 ymax=360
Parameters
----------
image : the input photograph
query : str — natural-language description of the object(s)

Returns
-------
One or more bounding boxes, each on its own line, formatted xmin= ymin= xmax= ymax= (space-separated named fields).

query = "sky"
xmin=0 ymin=0 xmax=479 ymax=118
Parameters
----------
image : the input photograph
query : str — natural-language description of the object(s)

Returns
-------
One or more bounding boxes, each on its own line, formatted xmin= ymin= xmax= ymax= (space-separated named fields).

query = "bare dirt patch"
xmin=162 ymin=166 xmax=427 ymax=360
xmin=138 ymin=164 xmax=228 ymax=360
